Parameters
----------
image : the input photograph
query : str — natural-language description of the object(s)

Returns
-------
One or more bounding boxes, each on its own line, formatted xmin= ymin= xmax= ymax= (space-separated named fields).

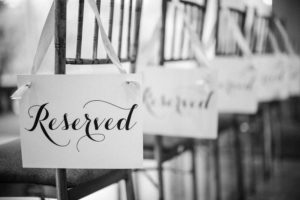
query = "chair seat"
xmin=144 ymin=134 xmax=192 ymax=149
xmin=142 ymin=114 xmax=241 ymax=159
xmin=219 ymin=114 xmax=236 ymax=131
xmin=0 ymin=139 xmax=114 ymax=188
xmin=142 ymin=113 xmax=237 ymax=149
xmin=143 ymin=134 xmax=195 ymax=160
xmin=0 ymin=112 xmax=243 ymax=187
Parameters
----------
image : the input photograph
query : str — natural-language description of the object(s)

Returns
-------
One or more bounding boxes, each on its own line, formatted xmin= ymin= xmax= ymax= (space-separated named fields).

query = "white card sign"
xmin=253 ymin=55 xmax=289 ymax=102
xmin=141 ymin=67 xmax=218 ymax=139
xmin=18 ymin=75 xmax=143 ymax=168
xmin=211 ymin=57 xmax=258 ymax=114
xmin=287 ymin=55 xmax=300 ymax=97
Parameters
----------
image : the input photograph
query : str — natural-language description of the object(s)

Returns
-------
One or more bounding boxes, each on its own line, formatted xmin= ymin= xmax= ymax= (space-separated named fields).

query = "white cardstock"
xmin=287 ymin=55 xmax=300 ymax=97
xmin=141 ymin=67 xmax=218 ymax=139
xmin=18 ymin=74 xmax=143 ymax=169
xmin=252 ymin=55 xmax=290 ymax=102
xmin=211 ymin=57 xmax=258 ymax=114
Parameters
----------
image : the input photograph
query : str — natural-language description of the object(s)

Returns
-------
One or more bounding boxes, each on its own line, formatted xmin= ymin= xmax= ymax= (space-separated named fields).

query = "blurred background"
xmin=0 ymin=0 xmax=299 ymax=200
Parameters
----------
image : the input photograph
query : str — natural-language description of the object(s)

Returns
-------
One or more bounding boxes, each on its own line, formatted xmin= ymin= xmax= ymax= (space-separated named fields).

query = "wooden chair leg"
xmin=191 ymin=141 xmax=198 ymax=200
xmin=117 ymin=182 xmax=122 ymax=200
xmin=262 ymin=104 xmax=272 ymax=181
xmin=249 ymin=121 xmax=257 ymax=195
xmin=213 ymin=139 xmax=221 ymax=200
xmin=125 ymin=170 xmax=135 ymax=200
xmin=233 ymin=119 xmax=245 ymax=200
xmin=133 ymin=172 xmax=140 ymax=200
xmin=275 ymin=105 xmax=283 ymax=170
xmin=242 ymin=117 xmax=256 ymax=196
xmin=54 ymin=0 xmax=67 ymax=197
xmin=56 ymin=168 xmax=68 ymax=200
xmin=154 ymin=135 xmax=164 ymax=200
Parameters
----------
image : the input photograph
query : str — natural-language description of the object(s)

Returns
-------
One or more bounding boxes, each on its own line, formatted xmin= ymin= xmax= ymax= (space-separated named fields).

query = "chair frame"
xmin=141 ymin=1 xmax=210 ymax=200
xmin=54 ymin=0 xmax=143 ymax=199
xmin=215 ymin=2 xmax=281 ymax=200
xmin=0 ymin=0 xmax=143 ymax=199
xmin=215 ymin=2 xmax=251 ymax=200
xmin=250 ymin=11 xmax=283 ymax=182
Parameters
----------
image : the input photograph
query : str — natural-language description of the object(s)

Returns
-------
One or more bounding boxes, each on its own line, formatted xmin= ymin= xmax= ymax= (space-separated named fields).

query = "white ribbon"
xmin=244 ymin=7 xmax=255 ymax=43
xmin=11 ymin=82 xmax=32 ymax=100
xmin=202 ymin=0 xmax=218 ymax=46
xmin=268 ymin=29 xmax=281 ymax=54
xmin=173 ymin=0 xmax=210 ymax=67
xmin=222 ymin=8 xmax=252 ymax=56
xmin=12 ymin=0 xmax=127 ymax=100
xmin=87 ymin=0 xmax=127 ymax=74
xmin=31 ymin=2 xmax=55 ymax=75
xmin=274 ymin=19 xmax=296 ymax=55
xmin=138 ymin=0 xmax=211 ymax=67
xmin=137 ymin=19 xmax=161 ymax=66
xmin=201 ymin=0 xmax=218 ymax=59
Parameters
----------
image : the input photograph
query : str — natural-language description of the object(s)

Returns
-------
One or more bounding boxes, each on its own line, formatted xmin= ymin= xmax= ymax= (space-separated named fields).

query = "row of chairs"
xmin=0 ymin=0 xmax=294 ymax=200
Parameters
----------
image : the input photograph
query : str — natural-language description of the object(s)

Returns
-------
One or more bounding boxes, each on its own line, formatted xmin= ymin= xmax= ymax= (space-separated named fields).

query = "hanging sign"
xmin=211 ymin=57 xmax=258 ymax=114
xmin=253 ymin=54 xmax=289 ymax=102
xmin=287 ymin=55 xmax=300 ymax=97
xmin=141 ymin=65 xmax=218 ymax=139
xmin=18 ymin=74 xmax=143 ymax=168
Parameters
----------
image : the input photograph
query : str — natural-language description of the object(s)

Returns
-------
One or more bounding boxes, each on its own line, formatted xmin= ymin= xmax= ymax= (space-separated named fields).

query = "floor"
xmin=247 ymin=114 xmax=300 ymax=200
xmin=0 ymin=111 xmax=299 ymax=200
xmin=247 ymin=160 xmax=300 ymax=200
xmin=1 ymin=160 xmax=300 ymax=200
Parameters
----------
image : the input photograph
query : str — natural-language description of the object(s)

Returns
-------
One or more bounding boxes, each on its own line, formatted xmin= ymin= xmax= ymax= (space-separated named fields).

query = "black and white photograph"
xmin=0 ymin=0 xmax=299 ymax=199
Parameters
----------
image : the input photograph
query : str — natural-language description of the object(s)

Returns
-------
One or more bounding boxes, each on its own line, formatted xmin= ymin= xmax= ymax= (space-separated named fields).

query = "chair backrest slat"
xmin=131 ymin=0 xmax=143 ymax=73
xmin=108 ymin=0 xmax=115 ymax=42
xmin=178 ymin=4 xmax=186 ymax=60
xmin=76 ymin=0 xmax=85 ymax=59
xmin=216 ymin=6 xmax=246 ymax=56
xmin=127 ymin=0 xmax=133 ymax=60
xmin=65 ymin=0 xmax=142 ymax=66
xmin=162 ymin=0 xmax=207 ymax=63
xmin=188 ymin=5 xmax=193 ymax=59
xmin=55 ymin=0 xmax=67 ymax=74
xmin=92 ymin=0 xmax=101 ymax=59
xmin=170 ymin=6 xmax=177 ymax=60
xmin=196 ymin=7 xmax=204 ymax=40
xmin=251 ymin=13 xmax=271 ymax=54
xmin=118 ymin=0 xmax=125 ymax=57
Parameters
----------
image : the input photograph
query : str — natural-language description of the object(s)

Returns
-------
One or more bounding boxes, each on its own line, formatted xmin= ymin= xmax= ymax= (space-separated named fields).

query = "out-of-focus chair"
xmin=137 ymin=1 xmax=216 ymax=200
xmin=215 ymin=2 xmax=253 ymax=200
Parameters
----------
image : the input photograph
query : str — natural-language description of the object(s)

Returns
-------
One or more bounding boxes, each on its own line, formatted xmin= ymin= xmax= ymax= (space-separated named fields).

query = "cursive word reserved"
xmin=26 ymin=100 xmax=138 ymax=152
xmin=143 ymin=87 xmax=214 ymax=116
xmin=219 ymin=78 xmax=255 ymax=94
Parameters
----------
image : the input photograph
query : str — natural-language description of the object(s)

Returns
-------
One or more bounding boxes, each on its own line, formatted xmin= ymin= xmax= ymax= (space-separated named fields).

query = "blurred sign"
xmin=253 ymin=54 xmax=289 ymax=102
xmin=18 ymin=74 xmax=143 ymax=168
xmin=142 ymin=67 xmax=218 ymax=139
xmin=287 ymin=55 xmax=300 ymax=97
xmin=211 ymin=57 xmax=258 ymax=114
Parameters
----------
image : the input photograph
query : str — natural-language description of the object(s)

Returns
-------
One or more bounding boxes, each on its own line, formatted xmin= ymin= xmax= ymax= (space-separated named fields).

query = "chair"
xmin=250 ymin=10 xmax=283 ymax=181
xmin=215 ymin=2 xmax=252 ymax=200
xmin=0 ymin=0 xmax=143 ymax=199
xmin=137 ymin=1 xmax=214 ymax=200
xmin=215 ymin=3 xmax=282 ymax=199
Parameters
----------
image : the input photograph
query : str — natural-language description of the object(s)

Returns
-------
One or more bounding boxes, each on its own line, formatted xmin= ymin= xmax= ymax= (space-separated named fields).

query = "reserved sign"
xmin=211 ymin=57 xmax=258 ymax=114
xmin=18 ymin=75 xmax=142 ymax=168
xmin=141 ymin=67 xmax=218 ymax=139
xmin=253 ymin=55 xmax=289 ymax=102
xmin=287 ymin=55 xmax=300 ymax=97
